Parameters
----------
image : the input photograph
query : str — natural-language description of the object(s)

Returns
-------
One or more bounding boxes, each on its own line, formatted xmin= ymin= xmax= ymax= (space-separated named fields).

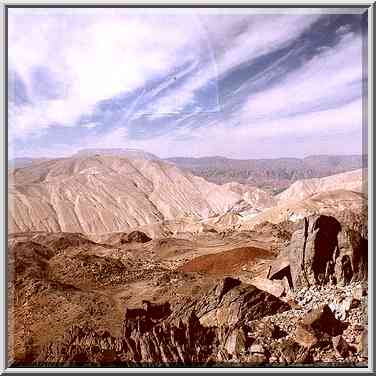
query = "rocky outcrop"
xmin=192 ymin=278 xmax=291 ymax=327
xmin=247 ymin=277 xmax=286 ymax=298
xmin=286 ymin=215 xmax=367 ymax=290
xmin=287 ymin=215 xmax=341 ymax=289
xmin=119 ymin=231 xmax=152 ymax=244
xmin=300 ymin=304 xmax=347 ymax=338
xmin=36 ymin=278 xmax=290 ymax=365
xmin=336 ymin=228 xmax=368 ymax=283
xmin=24 ymin=276 xmax=369 ymax=367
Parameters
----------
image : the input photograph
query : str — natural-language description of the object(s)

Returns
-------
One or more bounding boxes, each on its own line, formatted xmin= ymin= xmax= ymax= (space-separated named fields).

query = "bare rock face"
xmin=194 ymin=279 xmax=291 ymax=327
xmin=287 ymin=215 xmax=367 ymax=290
xmin=249 ymin=277 xmax=286 ymax=298
xmin=36 ymin=278 xmax=290 ymax=365
xmin=336 ymin=228 xmax=368 ymax=283
xmin=223 ymin=327 xmax=247 ymax=356
xmin=122 ymin=300 xmax=172 ymax=336
xmin=38 ymin=308 xmax=218 ymax=366
xmin=278 ymin=338 xmax=312 ymax=364
xmin=288 ymin=215 xmax=341 ymax=289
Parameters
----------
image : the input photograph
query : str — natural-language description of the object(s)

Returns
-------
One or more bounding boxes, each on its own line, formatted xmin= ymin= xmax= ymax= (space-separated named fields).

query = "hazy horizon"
xmin=8 ymin=148 xmax=367 ymax=163
xmin=8 ymin=8 xmax=367 ymax=159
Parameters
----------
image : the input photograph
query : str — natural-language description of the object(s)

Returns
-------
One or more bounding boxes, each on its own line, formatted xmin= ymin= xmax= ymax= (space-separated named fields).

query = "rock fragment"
xmin=332 ymin=335 xmax=351 ymax=358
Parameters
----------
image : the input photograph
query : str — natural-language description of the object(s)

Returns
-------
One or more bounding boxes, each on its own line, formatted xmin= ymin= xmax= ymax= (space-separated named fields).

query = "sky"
xmin=8 ymin=8 xmax=368 ymax=159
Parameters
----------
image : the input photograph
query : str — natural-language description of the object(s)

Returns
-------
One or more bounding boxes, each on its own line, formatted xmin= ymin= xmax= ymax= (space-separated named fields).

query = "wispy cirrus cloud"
xmin=238 ymin=30 xmax=364 ymax=124
xmin=8 ymin=9 xmax=367 ymax=159
xmin=8 ymin=9 xmax=208 ymax=137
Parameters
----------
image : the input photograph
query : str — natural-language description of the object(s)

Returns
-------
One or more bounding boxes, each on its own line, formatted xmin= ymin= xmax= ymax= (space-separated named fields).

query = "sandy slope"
xmin=8 ymin=155 xmax=273 ymax=234
xmin=276 ymin=168 xmax=367 ymax=203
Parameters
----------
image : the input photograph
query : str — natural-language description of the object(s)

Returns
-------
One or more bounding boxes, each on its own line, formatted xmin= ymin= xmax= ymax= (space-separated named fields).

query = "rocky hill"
xmin=8 ymin=155 xmax=274 ymax=234
xmin=8 ymin=213 xmax=368 ymax=367
xmin=277 ymin=168 xmax=366 ymax=203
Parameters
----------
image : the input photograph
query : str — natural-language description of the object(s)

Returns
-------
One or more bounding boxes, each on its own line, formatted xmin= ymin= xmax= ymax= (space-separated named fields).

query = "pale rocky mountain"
xmin=207 ymin=169 xmax=366 ymax=232
xmin=277 ymin=168 xmax=367 ymax=203
xmin=8 ymin=155 xmax=272 ymax=234
xmin=222 ymin=182 xmax=276 ymax=213
xmin=239 ymin=189 xmax=366 ymax=231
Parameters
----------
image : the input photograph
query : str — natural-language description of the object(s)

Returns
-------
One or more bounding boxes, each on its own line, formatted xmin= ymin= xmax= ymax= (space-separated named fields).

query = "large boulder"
xmin=248 ymin=277 xmax=286 ymax=298
xmin=287 ymin=215 xmax=367 ymax=290
xmin=194 ymin=279 xmax=291 ymax=327
xmin=301 ymin=304 xmax=347 ymax=337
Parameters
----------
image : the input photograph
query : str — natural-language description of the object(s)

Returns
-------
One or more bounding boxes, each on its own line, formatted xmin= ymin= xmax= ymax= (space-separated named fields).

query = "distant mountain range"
xmin=9 ymin=150 xmax=366 ymax=193
xmin=167 ymin=154 xmax=367 ymax=193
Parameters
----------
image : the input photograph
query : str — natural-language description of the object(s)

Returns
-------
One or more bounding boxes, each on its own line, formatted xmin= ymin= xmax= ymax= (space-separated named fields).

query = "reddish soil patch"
xmin=178 ymin=246 xmax=274 ymax=275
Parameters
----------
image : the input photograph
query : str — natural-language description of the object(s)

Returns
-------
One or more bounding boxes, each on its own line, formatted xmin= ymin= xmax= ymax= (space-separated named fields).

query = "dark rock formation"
xmin=301 ymin=304 xmax=347 ymax=337
xmin=336 ymin=228 xmax=368 ymax=283
xmin=193 ymin=279 xmax=291 ymax=327
xmin=122 ymin=300 xmax=171 ymax=336
xmin=36 ymin=279 xmax=291 ymax=366
xmin=121 ymin=231 xmax=152 ymax=244
xmin=287 ymin=215 xmax=367 ymax=290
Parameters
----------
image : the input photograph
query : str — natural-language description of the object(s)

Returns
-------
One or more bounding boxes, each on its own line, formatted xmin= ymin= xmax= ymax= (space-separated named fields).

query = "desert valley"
xmin=7 ymin=150 xmax=368 ymax=367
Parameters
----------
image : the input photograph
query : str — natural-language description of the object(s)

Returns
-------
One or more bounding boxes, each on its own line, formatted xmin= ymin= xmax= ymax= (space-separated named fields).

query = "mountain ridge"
xmin=8 ymin=155 xmax=273 ymax=234
xmin=9 ymin=151 xmax=366 ymax=193
xmin=167 ymin=154 xmax=366 ymax=192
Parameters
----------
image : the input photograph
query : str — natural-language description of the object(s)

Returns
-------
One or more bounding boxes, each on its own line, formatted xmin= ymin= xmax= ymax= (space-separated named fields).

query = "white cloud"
xmin=83 ymin=29 xmax=365 ymax=159
xmin=140 ymin=14 xmax=323 ymax=117
xmin=119 ymin=98 xmax=363 ymax=159
xmin=336 ymin=24 xmax=352 ymax=35
xmin=240 ymin=32 xmax=363 ymax=123
xmin=8 ymin=9 xmax=323 ymax=142
xmin=8 ymin=9 xmax=210 ymax=139
xmin=8 ymin=10 xmax=365 ymax=160
xmin=11 ymin=95 xmax=363 ymax=160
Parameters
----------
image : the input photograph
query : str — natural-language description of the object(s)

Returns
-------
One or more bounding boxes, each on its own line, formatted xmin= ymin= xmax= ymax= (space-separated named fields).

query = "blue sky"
xmin=8 ymin=8 xmax=368 ymax=159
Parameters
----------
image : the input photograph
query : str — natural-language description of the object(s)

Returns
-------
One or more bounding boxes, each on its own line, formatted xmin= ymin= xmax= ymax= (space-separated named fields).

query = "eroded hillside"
xmin=8 ymin=155 xmax=274 ymax=234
